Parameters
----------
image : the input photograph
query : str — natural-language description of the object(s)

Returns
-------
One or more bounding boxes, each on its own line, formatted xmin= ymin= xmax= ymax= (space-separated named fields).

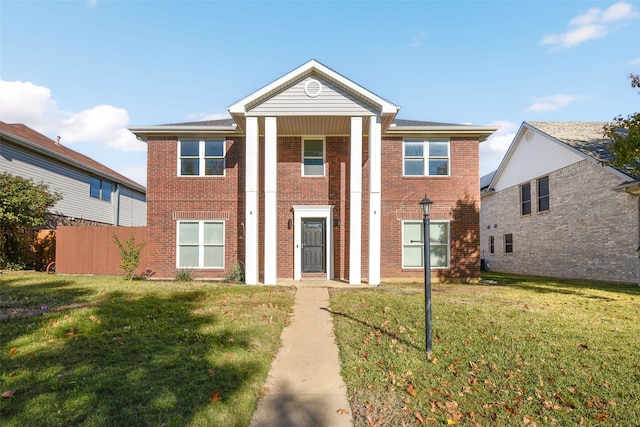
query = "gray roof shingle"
xmin=527 ymin=121 xmax=639 ymax=181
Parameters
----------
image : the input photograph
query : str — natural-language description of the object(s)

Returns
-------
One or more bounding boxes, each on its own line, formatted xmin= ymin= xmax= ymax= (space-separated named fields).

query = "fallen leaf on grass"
xmin=2 ymin=390 xmax=16 ymax=398
xmin=336 ymin=408 xmax=350 ymax=415
xmin=9 ymin=347 xmax=17 ymax=357
xmin=225 ymin=354 xmax=233 ymax=359
xmin=261 ymin=386 xmax=270 ymax=394
xmin=414 ymin=411 xmax=427 ymax=425
xmin=210 ymin=391 xmax=221 ymax=403
xmin=406 ymin=384 xmax=417 ymax=397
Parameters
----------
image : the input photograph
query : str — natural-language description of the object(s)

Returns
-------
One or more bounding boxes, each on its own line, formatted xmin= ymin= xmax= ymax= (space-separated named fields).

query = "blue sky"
xmin=1 ymin=0 xmax=639 ymax=186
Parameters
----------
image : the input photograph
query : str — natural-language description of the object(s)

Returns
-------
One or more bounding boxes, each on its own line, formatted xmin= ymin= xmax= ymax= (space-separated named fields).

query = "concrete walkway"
xmin=250 ymin=286 xmax=353 ymax=427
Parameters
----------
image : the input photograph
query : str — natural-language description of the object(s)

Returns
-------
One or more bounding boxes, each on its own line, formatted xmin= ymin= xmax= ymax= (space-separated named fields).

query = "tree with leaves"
xmin=603 ymin=74 xmax=640 ymax=175
xmin=0 ymin=172 xmax=62 ymax=268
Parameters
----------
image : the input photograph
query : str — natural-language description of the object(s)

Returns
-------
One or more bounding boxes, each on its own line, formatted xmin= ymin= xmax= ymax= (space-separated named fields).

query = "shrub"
xmin=175 ymin=269 xmax=193 ymax=282
xmin=112 ymin=230 xmax=146 ymax=281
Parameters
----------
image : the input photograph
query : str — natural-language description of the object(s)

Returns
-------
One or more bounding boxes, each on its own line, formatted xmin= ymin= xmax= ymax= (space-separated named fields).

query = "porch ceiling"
xmin=255 ymin=115 xmax=378 ymax=136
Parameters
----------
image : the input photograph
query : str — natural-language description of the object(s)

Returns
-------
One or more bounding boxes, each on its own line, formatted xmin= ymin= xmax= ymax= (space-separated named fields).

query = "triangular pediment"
xmin=228 ymin=60 xmax=399 ymax=131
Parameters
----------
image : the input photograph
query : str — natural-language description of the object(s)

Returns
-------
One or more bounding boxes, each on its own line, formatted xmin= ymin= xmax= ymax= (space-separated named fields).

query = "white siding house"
xmin=481 ymin=122 xmax=640 ymax=284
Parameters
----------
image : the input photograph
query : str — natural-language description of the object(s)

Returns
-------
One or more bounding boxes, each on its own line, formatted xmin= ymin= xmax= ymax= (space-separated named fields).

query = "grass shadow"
xmin=1 ymin=286 xmax=265 ymax=426
xmin=482 ymin=272 xmax=640 ymax=297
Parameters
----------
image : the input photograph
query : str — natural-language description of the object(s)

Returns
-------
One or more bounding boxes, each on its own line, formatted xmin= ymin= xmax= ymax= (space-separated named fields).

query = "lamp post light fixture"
xmin=419 ymin=195 xmax=433 ymax=355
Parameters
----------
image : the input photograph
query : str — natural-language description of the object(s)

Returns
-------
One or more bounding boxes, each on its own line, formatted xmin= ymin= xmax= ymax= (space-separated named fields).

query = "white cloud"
xmin=0 ymin=79 xmax=147 ymax=184
xmin=542 ymin=2 xmax=637 ymax=49
xmin=0 ymin=80 xmax=59 ymax=130
xmin=630 ymin=57 xmax=640 ymax=66
xmin=525 ymin=94 xmax=576 ymax=113
xmin=61 ymin=104 xmax=143 ymax=152
xmin=479 ymin=120 xmax=518 ymax=176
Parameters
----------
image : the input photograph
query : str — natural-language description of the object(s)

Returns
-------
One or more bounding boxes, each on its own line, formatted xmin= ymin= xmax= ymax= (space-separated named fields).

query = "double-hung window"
xmin=179 ymin=139 xmax=225 ymax=176
xmin=520 ymin=182 xmax=531 ymax=215
xmin=504 ymin=233 xmax=513 ymax=253
xmin=177 ymin=220 xmax=225 ymax=268
xmin=402 ymin=220 xmax=450 ymax=268
xmin=537 ymin=176 xmax=550 ymax=212
xmin=302 ymin=139 xmax=325 ymax=176
xmin=89 ymin=177 xmax=112 ymax=202
xmin=403 ymin=139 xmax=450 ymax=176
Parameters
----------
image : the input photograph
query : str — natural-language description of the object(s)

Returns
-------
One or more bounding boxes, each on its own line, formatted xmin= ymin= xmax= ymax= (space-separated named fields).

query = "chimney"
xmin=56 ymin=136 xmax=61 ymax=145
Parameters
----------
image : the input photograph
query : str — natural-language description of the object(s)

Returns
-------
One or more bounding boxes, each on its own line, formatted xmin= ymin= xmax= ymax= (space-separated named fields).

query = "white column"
xmin=350 ymin=117 xmax=362 ymax=284
xmin=368 ymin=115 xmax=382 ymax=285
xmin=264 ymin=117 xmax=278 ymax=285
xmin=245 ymin=117 xmax=259 ymax=285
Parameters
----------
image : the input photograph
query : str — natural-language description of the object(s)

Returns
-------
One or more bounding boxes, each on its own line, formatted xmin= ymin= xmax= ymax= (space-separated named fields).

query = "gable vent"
xmin=304 ymin=79 xmax=323 ymax=98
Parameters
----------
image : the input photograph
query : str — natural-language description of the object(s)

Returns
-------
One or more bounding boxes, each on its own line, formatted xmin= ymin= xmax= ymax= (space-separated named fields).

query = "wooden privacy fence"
xmin=55 ymin=226 xmax=148 ymax=276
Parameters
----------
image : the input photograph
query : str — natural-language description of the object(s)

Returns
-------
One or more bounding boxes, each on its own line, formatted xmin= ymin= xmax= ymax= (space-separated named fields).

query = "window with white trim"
xmin=89 ymin=177 xmax=112 ymax=202
xmin=179 ymin=139 xmax=225 ymax=176
xmin=402 ymin=220 xmax=450 ymax=268
xmin=177 ymin=220 xmax=225 ymax=268
xmin=302 ymin=139 xmax=325 ymax=176
xmin=403 ymin=139 xmax=450 ymax=176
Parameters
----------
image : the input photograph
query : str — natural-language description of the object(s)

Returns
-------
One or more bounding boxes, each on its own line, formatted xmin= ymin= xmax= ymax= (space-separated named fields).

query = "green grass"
xmin=330 ymin=273 xmax=640 ymax=426
xmin=0 ymin=273 xmax=295 ymax=427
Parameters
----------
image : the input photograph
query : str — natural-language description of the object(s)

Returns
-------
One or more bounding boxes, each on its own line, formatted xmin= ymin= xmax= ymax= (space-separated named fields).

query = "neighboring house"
xmin=481 ymin=121 xmax=640 ymax=284
xmin=0 ymin=121 xmax=147 ymax=227
xmin=130 ymin=60 xmax=496 ymax=284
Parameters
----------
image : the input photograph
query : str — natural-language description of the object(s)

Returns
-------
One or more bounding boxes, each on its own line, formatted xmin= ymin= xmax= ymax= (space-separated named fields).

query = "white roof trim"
xmin=487 ymin=122 xmax=635 ymax=191
xmin=228 ymin=59 xmax=399 ymax=116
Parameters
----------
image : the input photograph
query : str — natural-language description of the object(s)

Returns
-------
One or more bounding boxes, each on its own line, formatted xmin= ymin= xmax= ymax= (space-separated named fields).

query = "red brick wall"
xmin=379 ymin=136 xmax=480 ymax=281
xmin=146 ymin=133 xmax=480 ymax=282
xmin=146 ymin=136 xmax=244 ymax=279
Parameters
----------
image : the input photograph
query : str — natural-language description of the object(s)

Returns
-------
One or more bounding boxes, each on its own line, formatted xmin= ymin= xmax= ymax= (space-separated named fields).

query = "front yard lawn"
xmin=331 ymin=273 xmax=640 ymax=426
xmin=0 ymin=273 xmax=295 ymax=427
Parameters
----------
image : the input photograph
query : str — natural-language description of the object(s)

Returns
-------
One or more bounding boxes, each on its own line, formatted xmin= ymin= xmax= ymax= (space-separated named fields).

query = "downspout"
xmin=115 ymin=183 xmax=121 ymax=226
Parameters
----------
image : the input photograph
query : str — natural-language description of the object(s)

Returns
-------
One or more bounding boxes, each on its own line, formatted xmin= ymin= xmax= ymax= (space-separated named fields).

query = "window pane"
xmin=90 ymin=177 xmax=101 ymax=198
xmin=304 ymin=140 xmax=323 ymax=157
xmin=203 ymin=246 xmax=224 ymax=268
xmin=404 ymin=246 xmax=423 ymax=267
xmin=429 ymin=159 xmax=448 ymax=175
xmin=430 ymin=223 xmax=447 ymax=244
xmin=304 ymin=159 xmax=324 ymax=176
xmin=178 ymin=246 xmax=199 ymax=267
xmin=405 ymin=159 xmax=424 ymax=176
xmin=539 ymin=197 xmax=549 ymax=212
xmin=205 ymin=159 xmax=224 ymax=175
xmin=179 ymin=222 xmax=199 ymax=244
xmin=203 ymin=222 xmax=223 ymax=245
xmin=431 ymin=245 xmax=448 ymax=268
xmin=180 ymin=140 xmax=199 ymax=156
xmin=404 ymin=141 xmax=423 ymax=157
xmin=538 ymin=176 xmax=549 ymax=196
xmin=205 ymin=140 xmax=224 ymax=157
xmin=429 ymin=140 xmax=448 ymax=157
xmin=101 ymin=181 xmax=112 ymax=202
xmin=404 ymin=222 xmax=422 ymax=244
xmin=181 ymin=159 xmax=199 ymax=175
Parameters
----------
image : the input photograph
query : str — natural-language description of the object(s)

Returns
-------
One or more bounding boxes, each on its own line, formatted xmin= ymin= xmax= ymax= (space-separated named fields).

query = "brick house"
xmin=130 ymin=60 xmax=496 ymax=284
xmin=480 ymin=122 xmax=640 ymax=284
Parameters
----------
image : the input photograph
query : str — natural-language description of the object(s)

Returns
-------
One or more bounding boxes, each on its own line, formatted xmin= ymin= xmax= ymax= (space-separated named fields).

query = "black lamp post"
xmin=419 ymin=195 xmax=433 ymax=355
